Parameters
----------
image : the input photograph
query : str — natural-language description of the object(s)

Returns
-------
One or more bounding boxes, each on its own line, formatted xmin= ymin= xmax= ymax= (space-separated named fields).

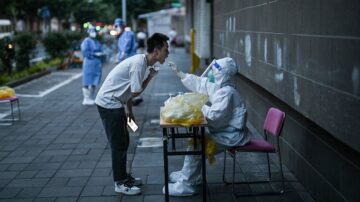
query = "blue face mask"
xmin=207 ymin=69 xmax=215 ymax=83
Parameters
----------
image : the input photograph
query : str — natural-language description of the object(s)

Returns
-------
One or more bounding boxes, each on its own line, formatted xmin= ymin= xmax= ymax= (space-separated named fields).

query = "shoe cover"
xmin=181 ymin=146 xmax=202 ymax=182
xmin=162 ymin=182 xmax=197 ymax=196
xmin=170 ymin=170 xmax=202 ymax=185
xmin=82 ymin=88 xmax=94 ymax=105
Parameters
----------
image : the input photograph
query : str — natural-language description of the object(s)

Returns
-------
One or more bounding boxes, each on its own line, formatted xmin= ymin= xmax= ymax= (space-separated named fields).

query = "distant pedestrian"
xmin=95 ymin=33 xmax=170 ymax=195
xmin=80 ymin=26 xmax=104 ymax=105
xmin=168 ymin=27 xmax=177 ymax=53
xmin=136 ymin=31 xmax=147 ymax=54
xmin=113 ymin=18 xmax=137 ymax=63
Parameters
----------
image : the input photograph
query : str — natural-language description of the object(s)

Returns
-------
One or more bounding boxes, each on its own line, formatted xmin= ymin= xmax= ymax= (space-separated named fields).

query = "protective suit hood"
xmin=114 ymin=18 xmax=124 ymax=27
xmin=212 ymin=57 xmax=238 ymax=86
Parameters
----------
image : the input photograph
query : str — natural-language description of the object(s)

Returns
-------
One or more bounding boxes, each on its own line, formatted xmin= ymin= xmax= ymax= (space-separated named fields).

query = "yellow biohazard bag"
xmin=160 ymin=92 xmax=208 ymax=126
xmin=188 ymin=137 xmax=217 ymax=164
xmin=0 ymin=86 xmax=16 ymax=99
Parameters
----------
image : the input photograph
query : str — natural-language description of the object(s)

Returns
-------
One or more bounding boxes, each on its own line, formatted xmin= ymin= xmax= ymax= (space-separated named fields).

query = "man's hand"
xmin=126 ymin=97 xmax=135 ymax=122
xmin=149 ymin=67 xmax=159 ymax=77
xmin=126 ymin=111 xmax=135 ymax=122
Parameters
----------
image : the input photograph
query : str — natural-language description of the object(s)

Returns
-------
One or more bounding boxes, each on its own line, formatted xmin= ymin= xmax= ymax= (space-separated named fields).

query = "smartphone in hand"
xmin=127 ymin=118 xmax=138 ymax=132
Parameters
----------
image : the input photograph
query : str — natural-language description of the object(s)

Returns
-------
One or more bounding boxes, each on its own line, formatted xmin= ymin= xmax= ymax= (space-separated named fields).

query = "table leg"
xmin=10 ymin=101 xmax=14 ymax=124
xmin=171 ymin=128 xmax=176 ymax=150
xmin=16 ymin=99 xmax=21 ymax=120
xmin=193 ymin=127 xmax=198 ymax=150
xmin=201 ymin=126 xmax=207 ymax=201
xmin=163 ymin=128 xmax=169 ymax=202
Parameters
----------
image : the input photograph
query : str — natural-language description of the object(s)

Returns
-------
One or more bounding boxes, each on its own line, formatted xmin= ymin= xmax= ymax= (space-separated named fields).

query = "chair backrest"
xmin=263 ymin=107 xmax=285 ymax=136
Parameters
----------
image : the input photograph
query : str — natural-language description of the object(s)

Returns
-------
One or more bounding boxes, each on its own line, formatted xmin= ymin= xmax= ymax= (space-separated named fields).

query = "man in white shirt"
xmin=95 ymin=33 xmax=169 ymax=195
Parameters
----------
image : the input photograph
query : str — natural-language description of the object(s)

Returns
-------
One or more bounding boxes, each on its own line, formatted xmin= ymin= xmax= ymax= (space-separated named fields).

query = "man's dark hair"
xmin=147 ymin=33 xmax=169 ymax=53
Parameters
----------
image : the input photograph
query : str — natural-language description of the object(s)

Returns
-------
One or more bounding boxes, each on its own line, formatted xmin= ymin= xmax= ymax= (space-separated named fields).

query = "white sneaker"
xmin=127 ymin=173 xmax=142 ymax=186
xmin=115 ymin=181 xmax=141 ymax=195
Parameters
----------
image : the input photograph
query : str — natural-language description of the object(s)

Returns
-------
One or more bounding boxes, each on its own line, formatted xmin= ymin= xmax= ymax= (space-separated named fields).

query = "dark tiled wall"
xmin=213 ymin=0 xmax=360 ymax=201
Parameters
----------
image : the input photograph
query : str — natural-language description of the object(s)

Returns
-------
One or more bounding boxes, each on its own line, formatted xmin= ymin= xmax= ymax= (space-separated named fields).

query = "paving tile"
xmin=0 ymin=187 xmax=21 ymax=198
xmin=78 ymin=161 xmax=97 ymax=169
xmin=86 ymin=176 xmax=113 ymax=186
xmin=16 ymin=170 xmax=38 ymax=179
xmin=7 ymin=178 xmax=49 ymax=188
xmin=35 ymin=170 xmax=56 ymax=178
xmin=38 ymin=186 xmax=82 ymax=197
xmin=91 ymin=168 xmax=111 ymax=177
xmin=80 ymin=186 xmax=104 ymax=196
xmin=55 ymin=169 xmax=92 ymax=177
xmin=46 ymin=178 xmax=69 ymax=187
xmin=33 ymin=197 xmax=56 ymax=202
xmin=55 ymin=197 xmax=78 ymax=202
xmin=66 ymin=177 xmax=89 ymax=187
xmin=16 ymin=187 xmax=42 ymax=198
xmin=78 ymin=196 xmax=121 ymax=202
xmin=61 ymin=162 xmax=80 ymax=169
xmin=26 ymin=163 xmax=61 ymax=170
xmin=0 ymin=171 xmax=19 ymax=179
xmin=0 ymin=199 xmax=33 ymax=202
xmin=121 ymin=195 xmax=143 ymax=202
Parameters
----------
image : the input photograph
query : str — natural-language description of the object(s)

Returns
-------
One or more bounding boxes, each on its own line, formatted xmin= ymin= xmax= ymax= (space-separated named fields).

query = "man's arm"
xmin=141 ymin=68 xmax=158 ymax=91
xmin=126 ymin=68 xmax=158 ymax=121
xmin=126 ymin=96 xmax=134 ymax=121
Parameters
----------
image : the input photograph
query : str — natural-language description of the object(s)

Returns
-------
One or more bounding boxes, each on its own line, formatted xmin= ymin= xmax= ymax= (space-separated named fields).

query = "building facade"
xmin=187 ymin=0 xmax=360 ymax=201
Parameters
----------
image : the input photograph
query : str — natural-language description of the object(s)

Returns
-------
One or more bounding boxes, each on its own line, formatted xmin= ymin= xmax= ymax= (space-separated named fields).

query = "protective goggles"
xmin=213 ymin=60 xmax=222 ymax=71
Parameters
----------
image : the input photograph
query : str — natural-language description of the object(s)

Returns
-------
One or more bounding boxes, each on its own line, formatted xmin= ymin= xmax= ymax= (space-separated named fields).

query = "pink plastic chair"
xmin=222 ymin=107 xmax=286 ymax=196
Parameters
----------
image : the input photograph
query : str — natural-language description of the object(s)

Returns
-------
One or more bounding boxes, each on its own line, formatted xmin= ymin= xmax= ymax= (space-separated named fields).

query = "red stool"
xmin=0 ymin=96 xmax=21 ymax=125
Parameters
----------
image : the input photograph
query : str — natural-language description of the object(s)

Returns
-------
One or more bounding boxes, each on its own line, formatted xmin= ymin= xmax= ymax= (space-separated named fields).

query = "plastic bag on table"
xmin=0 ymin=86 xmax=16 ymax=99
xmin=161 ymin=92 xmax=208 ymax=126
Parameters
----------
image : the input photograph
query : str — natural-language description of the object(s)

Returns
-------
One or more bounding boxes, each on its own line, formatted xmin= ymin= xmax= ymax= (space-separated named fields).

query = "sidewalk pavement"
xmin=0 ymin=48 xmax=314 ymax=202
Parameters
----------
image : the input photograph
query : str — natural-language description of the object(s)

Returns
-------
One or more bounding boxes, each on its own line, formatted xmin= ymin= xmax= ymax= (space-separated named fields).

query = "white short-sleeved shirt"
xmin=95 ymin=54 xmax=147 ymax=109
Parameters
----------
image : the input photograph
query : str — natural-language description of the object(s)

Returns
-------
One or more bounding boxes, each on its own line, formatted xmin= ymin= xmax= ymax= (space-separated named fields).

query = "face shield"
xmin=211 ymin=57 xmax=238 ymax=86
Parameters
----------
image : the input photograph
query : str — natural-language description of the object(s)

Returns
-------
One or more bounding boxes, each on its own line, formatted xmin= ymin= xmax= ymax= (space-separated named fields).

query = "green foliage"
xmin=42 ymin=32 xmax=69 ymax=59
xmin=0 ymin=58 xmax=61 ymax=85
xmin=64 ymin=31 xmax=85 ymax=50
xmin=42 ymin=31 xmax=84 ymax=59
xmin=63 ymin=31 xmax=84 ymax=42
xmin=14 ymin=32 xmax=37 ymax=72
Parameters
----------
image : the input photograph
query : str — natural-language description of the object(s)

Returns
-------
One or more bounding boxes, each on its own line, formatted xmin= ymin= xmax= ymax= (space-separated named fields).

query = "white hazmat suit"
xmin=165 ymin=57 xmax=252 ymax=196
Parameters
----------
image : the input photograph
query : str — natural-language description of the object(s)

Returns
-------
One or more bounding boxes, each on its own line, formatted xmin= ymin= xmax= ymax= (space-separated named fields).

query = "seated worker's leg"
xmin=166 ymin=142 xmax=229 ymax=196
xmin=164 ymin=145 xmax=201 ymax=196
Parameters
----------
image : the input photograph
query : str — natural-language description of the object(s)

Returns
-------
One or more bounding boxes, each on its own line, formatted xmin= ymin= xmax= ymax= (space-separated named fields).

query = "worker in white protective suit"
xmin=165 ymin=57 xmax=252 ymax=196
